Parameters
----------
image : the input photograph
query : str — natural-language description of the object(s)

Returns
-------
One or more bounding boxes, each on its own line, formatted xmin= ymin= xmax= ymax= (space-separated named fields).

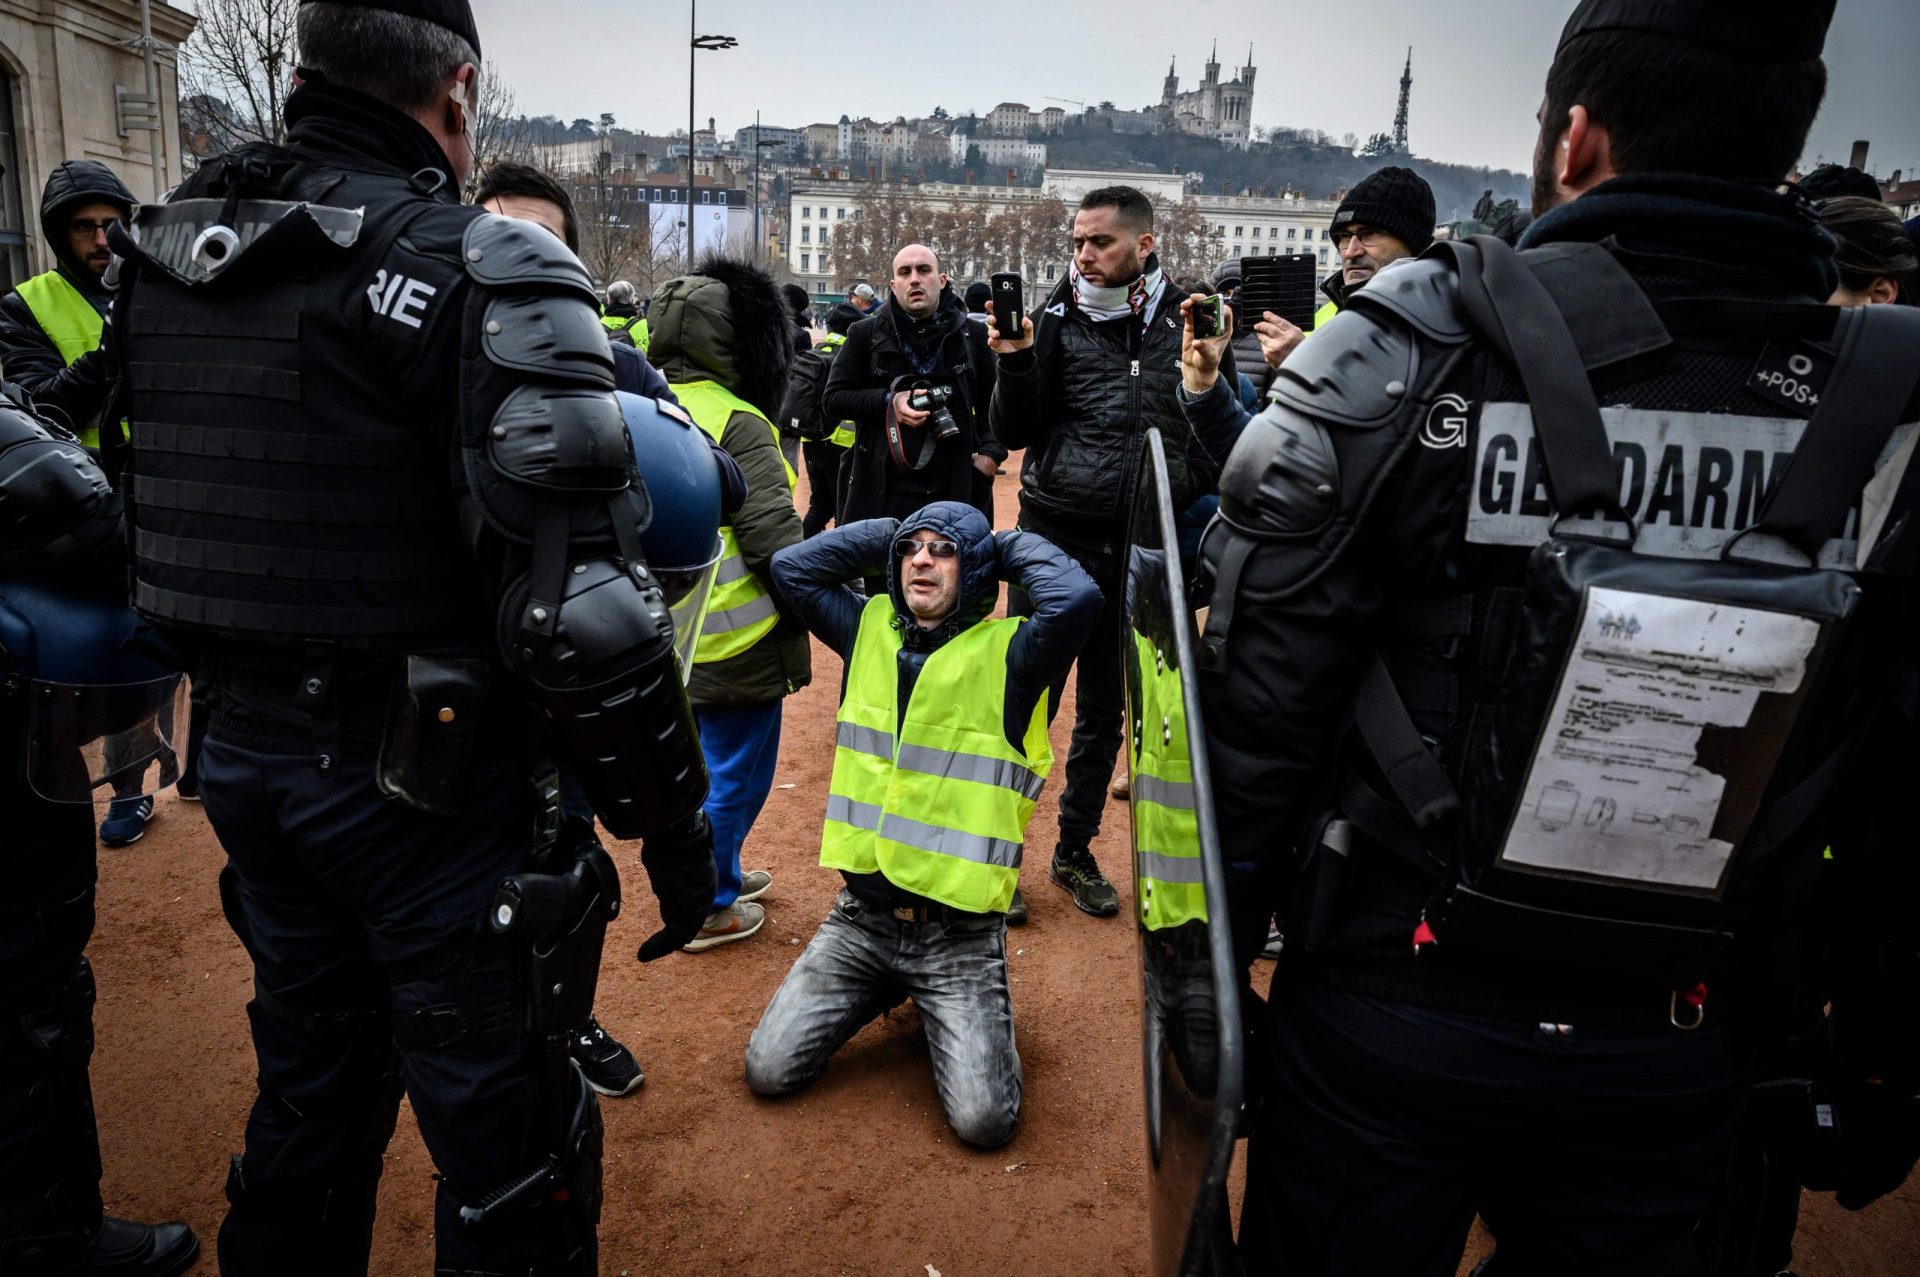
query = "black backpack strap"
xmin=1738 ymin=304 xmax=1920 ymax=562
xmin=1430 ymin=236 xmax=1630 ymax=527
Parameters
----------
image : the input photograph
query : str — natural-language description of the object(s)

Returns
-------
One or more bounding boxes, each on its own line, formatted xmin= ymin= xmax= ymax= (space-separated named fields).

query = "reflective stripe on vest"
xmin=819 ymin=332 xmax=855 ymax=448
xmin=669 ymin=379 xmax=796 ymax=663
xmin=820 ymin=596 xmax=1052 ymax=914
xmin=1132 ymin=629 xmax=1207 ymax=930
xmin=16 ymin=271 xmax=105 ymax=447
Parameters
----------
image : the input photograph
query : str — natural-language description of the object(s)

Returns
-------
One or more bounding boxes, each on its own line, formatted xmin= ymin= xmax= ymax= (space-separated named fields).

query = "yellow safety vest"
xmin=601 ymin=313 xmax=646 ymax=348
xmin=1130 ymin=629 xmax=1207 ymax=930
xmin=15 ymin=271 xmax=105 ymax=447
xmin=1309 ymin=298 xmax=1339 ymax=333
xmin=819 ymin=332 xmax=856 ymax=449
xmin=670 ymin=379 xmax=796 ymax=663
xmin=822 ymin=597 xmax=1052 ymax=914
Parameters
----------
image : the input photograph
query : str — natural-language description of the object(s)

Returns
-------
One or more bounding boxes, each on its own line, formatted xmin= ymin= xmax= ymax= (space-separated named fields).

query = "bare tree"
xmin=1150 ymin=196 xmax=1225 ymax=285
xmin=568 ymin=177 xmax=686 ymax=297
xmin=177 ymin=0 xmax=300 ymax=157
xmin=466 ymin=60 xmax=538 ymax=196
xmin=834 ymin=183 xmax=932 ymax=291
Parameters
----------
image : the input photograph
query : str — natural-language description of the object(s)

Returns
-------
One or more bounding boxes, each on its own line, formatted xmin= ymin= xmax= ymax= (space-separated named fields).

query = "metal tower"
xmin=1392 ymin=48 xmax=1411 ymax=153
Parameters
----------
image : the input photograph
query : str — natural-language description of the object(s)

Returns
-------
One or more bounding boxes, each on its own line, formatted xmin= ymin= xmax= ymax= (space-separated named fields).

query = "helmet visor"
xmin=664 ymin=542 xmax=723 ymax=684
xmin=24 ymin=673 xmax=189 ymax=804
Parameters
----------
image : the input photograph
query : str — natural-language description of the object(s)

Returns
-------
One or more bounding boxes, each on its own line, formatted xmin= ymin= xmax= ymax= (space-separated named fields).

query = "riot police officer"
xmin=1195 ymin=2 xmax=1920 ymax=1272
xmin=0 ymin=393 xmax=197 ymax=1274
xmin=105 ymin=2 xmax=717 ymax=1272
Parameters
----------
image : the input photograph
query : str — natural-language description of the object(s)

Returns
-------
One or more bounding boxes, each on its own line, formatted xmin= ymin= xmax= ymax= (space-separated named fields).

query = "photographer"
xmin=823 ymin=244 xmax=1002 ymax=527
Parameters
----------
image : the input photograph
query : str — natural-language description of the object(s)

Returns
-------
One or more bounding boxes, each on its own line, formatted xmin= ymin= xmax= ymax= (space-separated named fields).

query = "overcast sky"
xmin=464 ymin=0 xmax=1920 ymax=179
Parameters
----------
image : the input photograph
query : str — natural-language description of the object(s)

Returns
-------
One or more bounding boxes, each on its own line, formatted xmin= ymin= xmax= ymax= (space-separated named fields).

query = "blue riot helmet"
xmin=0 ymin=576 xmax=186 ymax=803
xmin=616 ymin=391 xmax=723 ymax=678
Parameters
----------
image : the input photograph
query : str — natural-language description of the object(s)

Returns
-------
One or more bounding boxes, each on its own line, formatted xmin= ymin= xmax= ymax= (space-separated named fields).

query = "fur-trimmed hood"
xmin=647 ymin=255 xmax=792 ymax=420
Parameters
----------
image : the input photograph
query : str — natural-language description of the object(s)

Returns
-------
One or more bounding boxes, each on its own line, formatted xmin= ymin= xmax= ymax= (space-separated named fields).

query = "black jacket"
xmin=772 ymin=501 xmax=1101 ymax=912
xmin=822 ymin=287 xmax=1003 ymax=524
xmin=990 ymin=267 xmax=1232 ymax=556
xmin=0 ymin=160 xmax=135 ymax=435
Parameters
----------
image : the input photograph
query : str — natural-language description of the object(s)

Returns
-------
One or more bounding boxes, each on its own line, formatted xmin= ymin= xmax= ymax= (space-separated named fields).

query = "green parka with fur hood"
xmin=648 ymin=258 xmax=812 ymax=706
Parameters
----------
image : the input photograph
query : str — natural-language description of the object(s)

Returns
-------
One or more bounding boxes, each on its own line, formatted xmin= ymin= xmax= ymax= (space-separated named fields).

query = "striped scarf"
xmin=1069 ymin=252 xmax=1165 ymax=327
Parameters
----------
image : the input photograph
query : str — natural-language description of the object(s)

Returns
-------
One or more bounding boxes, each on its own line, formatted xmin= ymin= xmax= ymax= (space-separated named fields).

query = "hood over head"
xmin=646 ymin=254 xmax=793 ymax=420
xmin=888 ymin=500 xmax=998 ymax=641
xmin=40 ymin=161 xmax=136 ymax=282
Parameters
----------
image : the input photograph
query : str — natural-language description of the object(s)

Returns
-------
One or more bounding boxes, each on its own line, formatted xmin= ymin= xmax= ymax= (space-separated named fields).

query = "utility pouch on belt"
xmin=377 ymin=655 xmax=492 ymax=815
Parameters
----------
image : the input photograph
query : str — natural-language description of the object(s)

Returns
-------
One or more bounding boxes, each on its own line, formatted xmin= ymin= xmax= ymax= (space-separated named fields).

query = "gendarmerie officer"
xmin=0 ymin=393 xmax=197 ymax=1274
xmin=104 ymin=2 xmax=717 ymax=1272
xmin=1187 ymin=2 xmax=1920 ymax=1271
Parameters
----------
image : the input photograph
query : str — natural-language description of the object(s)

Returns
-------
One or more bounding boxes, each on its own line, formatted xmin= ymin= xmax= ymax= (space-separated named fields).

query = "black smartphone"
xmin=1236 ymin=253 xmax=1319 ymax=335
xmin=1192 ymin=293 xmax=1226 ymax=340
xmin=989 ymin=272 xmax=1024 ymax=340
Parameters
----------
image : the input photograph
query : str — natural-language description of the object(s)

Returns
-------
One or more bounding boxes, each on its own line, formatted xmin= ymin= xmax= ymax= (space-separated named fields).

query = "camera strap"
xmin=883 ymin=375 xmax=940 ymax=473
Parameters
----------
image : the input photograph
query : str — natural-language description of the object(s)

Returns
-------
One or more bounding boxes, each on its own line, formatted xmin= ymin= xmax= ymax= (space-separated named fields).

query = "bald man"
xmin=823 ymin=243 xmax=1003 ymax=528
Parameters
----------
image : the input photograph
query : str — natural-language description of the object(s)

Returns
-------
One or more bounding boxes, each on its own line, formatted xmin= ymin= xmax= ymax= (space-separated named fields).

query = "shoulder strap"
xmin=1429 ymin=236 xmax=1627 ymax=528
xmin=1741 ymin=304 xmax=1920 ymax=561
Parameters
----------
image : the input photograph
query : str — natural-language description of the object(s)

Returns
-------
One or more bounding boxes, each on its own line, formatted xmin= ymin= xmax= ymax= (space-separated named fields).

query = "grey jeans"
xmin=744 ymin=889 xmax=1022 ymax=1147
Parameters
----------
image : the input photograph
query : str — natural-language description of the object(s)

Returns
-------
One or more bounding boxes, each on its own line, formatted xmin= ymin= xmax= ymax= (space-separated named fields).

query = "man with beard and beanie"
xmin=1201 ymin=2 xmax=1920 ymax=1273
xmin=987 ymin=185 xmax=1233 ymax=920
xmin=104 ymin=1 xmax=726 ymax=1271
xmin=749 ymin=502 xmax=1100 ymax=1146
xmin=823 ymin=243 xmax=1003 ymax=533
xmin=650 ymin=256 xmax=812 ymax=951
xmin=0 ymin=161 xmax=175 ymax=849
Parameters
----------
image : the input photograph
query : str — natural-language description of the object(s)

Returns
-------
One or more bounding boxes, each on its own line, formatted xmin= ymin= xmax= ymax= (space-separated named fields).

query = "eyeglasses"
xmin=69 ymin=217 xmax=125 ymax=238
xmin=1333 ymin=225 xmax=1389 ymax=250
xmin=893 ymin=538 xmax=959 ymax=560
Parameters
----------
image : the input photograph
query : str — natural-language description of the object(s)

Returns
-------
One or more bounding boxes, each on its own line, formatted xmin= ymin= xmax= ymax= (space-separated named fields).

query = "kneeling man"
xmin=751 ymin=501 xmax=1099 ymax=1145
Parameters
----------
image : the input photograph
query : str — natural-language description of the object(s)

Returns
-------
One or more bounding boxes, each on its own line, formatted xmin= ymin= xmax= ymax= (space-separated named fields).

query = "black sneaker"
xmin=1048 ymin=844 xmax=1119 ymax=917
xmin=90 ymin=1216 xmax=199 ymax=1276
xmin=571 ymin=1017 xmax=644 ymax=1097
xmin=1006 ymin=887 xmax=1029 ymax=926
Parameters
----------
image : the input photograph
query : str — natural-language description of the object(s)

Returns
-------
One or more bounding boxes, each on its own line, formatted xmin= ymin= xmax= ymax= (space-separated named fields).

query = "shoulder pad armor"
xmin=483 ymin=290 xmax=616 ymax=387
xmin=1347 ymin=258 xmax=1471 ymax=343
xmin=462 ymin=214 xmax=596 ymax=300
xmin=1216 ymin=400 xmax=1339 ymax=538
xmin=1268 ymin=309 xmax=1422 ymax=430
xmin=489 ymin=384 xmax=632 ymax=494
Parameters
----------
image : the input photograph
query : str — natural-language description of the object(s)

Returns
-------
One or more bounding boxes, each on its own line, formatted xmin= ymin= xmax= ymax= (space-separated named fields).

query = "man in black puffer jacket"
xmin=823 ymin=243 xmax=1003 ymax=528
xmin=988 ymin=184 xmax=1232 ymax=919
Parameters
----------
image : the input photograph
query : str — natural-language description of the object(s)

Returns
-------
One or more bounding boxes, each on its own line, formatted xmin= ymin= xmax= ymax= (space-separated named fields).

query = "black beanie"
xmin=963 ymin=280 xmax=992 ymax=312
xmin=299 ymin=0 xmax=482 ymax=58
xmin=780 ymin=283 xmax=811 ymax=317
xmin=1211 ymin=257 xmax=1242 ymax=291
xmin=1799 ymin=164 xmax=1882 ymax=204
xmin=826 ymin=302 xmax=863 ymax=335
xmin=1331 ymin=166 xmax=1437 ymax=256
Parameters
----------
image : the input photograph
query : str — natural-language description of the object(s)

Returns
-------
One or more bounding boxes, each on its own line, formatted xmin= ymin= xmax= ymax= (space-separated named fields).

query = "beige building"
xmin=0 ymin=0 xmax=196 ymax=290
xmin=984 ymin=102 xmax=1035 ymax=138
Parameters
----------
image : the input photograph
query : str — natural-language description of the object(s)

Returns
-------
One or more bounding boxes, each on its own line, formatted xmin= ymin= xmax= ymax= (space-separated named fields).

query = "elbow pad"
xmin=0 ymin=395 xmax=120 ymax=574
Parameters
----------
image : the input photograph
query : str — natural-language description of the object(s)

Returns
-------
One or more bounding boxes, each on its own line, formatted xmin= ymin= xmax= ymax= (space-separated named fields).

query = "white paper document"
xmin=1501 ymin=587 xmax=1820 ymax=892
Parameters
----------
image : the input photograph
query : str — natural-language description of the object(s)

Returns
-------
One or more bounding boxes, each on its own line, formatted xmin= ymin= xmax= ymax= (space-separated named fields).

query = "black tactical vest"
xmin=114 ymin=154 xmax=478 ymax=648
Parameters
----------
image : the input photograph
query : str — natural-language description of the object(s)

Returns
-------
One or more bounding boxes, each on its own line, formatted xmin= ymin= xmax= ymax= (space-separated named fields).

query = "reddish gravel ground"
xmin=85 ymin=468 xmax=1915 ymax=1274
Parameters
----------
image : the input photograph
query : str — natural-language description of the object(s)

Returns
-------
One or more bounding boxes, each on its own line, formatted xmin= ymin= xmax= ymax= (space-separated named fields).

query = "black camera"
xmin=907 ymin=382 xmax=960 ymax=442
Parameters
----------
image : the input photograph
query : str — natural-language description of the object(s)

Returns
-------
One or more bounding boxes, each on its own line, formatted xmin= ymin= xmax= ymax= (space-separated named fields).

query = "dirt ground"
xmin=85 ymin=467 xmax=1916 ymax=1275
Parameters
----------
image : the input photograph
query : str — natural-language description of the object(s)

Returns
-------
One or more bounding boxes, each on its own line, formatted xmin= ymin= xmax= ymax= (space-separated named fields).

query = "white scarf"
xmin=1069 ymin=252 xmax=1166 ymax=327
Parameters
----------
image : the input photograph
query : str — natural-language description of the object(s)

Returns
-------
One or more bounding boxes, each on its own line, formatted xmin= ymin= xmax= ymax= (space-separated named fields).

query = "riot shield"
xmin=1124 ymin=428 xmax=1244 ymax=1277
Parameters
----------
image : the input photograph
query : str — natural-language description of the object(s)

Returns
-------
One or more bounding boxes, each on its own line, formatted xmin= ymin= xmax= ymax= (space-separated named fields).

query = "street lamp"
xmin=688 ymin=1 xmax=738 ymax=268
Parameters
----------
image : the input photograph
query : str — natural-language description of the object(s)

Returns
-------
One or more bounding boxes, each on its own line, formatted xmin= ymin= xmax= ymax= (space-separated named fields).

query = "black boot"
xmin=88 ymin=1217 xmax=199 ymax=1276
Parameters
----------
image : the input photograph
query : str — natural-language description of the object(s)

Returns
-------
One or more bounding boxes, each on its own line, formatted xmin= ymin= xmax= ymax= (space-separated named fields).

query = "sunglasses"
xmin=893 ymin=538 xmax=959 ymax=560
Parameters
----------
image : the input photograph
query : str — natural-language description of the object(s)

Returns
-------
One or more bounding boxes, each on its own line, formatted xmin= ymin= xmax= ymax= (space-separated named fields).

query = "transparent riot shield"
xmin=664 ymin=538 xmax=723 ymax=685
xmin=1124 ymin=428 xmax=1244 ymax=1277
xmin=24 ymin=671 xmax=188 ymax=804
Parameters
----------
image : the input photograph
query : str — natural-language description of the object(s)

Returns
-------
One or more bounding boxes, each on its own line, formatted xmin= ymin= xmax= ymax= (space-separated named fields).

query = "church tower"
xmin=1204 ymin=40 xmax=1220 ymax=86
xmin=1242 ymin=45 xmax=1256 ymax=89
xmin=1162 ymin=57 xmax=1178 ymax=106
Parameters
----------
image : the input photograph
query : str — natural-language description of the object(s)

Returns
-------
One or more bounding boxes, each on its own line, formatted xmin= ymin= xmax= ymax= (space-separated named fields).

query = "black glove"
xmin=635 ymin=809 xmax=718 ymax=961
xmin=1833 ymin=1079 xmax=1920 ymax=1210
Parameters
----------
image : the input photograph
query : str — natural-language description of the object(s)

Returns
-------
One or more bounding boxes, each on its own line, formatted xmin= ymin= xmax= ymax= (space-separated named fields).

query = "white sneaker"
xmin=683 ymin=901 xmax=765 ymax=952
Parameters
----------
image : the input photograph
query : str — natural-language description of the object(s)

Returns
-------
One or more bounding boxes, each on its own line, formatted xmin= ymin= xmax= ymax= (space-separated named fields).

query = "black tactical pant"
xmin=1009 ymin=537 xmax=1124 ymax=858
xmin=201 ymin=698 xmax=598 ymax=1276
xmin=0 ymin=710 xmax=110 ymax=1273
xmin=801 ymin=439 xmax=847 ymax=538
xmin=1241 ymin=968 xmax=1748 ymax=1276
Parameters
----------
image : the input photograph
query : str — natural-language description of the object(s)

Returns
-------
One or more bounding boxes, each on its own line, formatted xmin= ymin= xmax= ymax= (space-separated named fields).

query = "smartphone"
xmin=989 ymin=272 xmax=1024 ymax=340
xmin=1236 ymin=253 xmax=1319 ymax=335
xmin=1192 ymin=293 xmax=1226 ymax=340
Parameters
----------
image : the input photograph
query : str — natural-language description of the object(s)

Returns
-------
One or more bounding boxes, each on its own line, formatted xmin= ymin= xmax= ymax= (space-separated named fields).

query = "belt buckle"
xmin=891 ymin=905 xmax=918 ymax=923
